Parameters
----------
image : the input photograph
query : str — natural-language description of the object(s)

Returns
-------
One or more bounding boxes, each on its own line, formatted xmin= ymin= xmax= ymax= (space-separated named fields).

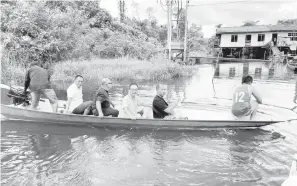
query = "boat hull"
xmin=1 ymin=104 xmax=282 ymax=130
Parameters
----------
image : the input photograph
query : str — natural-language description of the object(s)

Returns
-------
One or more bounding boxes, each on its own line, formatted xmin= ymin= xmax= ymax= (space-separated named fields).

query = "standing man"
xmin=24 ymin=61 xmax=58 ymax=112
xmin=121 ymin=83 xmax=151 ymax=119
xmin=231 ymin=75 xmax=262 ymax=120
xmin=152 ymin=84 xmax=182 ymax=119
xmin=94 ymin=78 xmax=119 ymax=117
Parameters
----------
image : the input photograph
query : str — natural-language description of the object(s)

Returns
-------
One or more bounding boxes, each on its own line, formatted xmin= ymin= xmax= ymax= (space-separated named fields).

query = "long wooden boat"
xmin=1 ymin=104 xmax=282 ymax=130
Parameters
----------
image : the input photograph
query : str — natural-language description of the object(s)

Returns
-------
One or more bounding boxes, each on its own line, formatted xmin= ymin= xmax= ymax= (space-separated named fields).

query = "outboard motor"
xmin=7 ymin=87 xmax=31 ymax=106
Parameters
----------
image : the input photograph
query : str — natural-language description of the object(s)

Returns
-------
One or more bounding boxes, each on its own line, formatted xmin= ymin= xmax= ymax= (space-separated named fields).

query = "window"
xmin=231 ymin=35 xmax=238 ymax=42
xmin=291 ymin=37 xmax=297 ymax=41
xmin=288 ymin=33 xmax=297 ymax=37
xmin=258 ymin=34 xmax=265 ymax=41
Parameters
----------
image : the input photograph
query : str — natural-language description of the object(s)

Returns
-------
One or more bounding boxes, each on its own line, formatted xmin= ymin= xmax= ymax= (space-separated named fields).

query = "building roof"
xmin=216 ymin=25 xmax=297 ymax=34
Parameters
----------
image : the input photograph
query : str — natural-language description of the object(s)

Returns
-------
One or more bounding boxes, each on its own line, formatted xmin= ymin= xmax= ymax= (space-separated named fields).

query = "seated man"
xmin=121 ymin=83 xmax=151 ymax=119
xmin=65 ymin=75 xmax=98 ymax=115
xmin=152 ymin=84 xmax=185 ymax=119
xmin=231 ymin=75 xmax=262 ymax=120
xmin=94 ymin=78 xmax=119 ymax=117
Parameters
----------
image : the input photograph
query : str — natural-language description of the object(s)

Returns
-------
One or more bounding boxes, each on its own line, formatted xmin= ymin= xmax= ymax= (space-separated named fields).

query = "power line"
xmin=189 ymin=0 xmax=296 ymax=7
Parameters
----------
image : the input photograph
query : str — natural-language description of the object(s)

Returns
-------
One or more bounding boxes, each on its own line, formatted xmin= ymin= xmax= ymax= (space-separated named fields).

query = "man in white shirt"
xmin=121 ymin=83 xmax=151 ymax=119
xmin=65 ymin=75 xmax=84 ymax=114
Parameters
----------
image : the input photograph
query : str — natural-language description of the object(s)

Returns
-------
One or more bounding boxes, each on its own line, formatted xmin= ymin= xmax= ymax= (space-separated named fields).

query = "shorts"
xmin=232 ymin=101 xmax=258 ymax=118
xmin=31 ymin=89 xmax=58 ymax=108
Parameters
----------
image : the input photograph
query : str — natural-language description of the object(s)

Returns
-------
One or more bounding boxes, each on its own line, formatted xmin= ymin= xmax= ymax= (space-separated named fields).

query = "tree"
xmin=216 ymin=24 xmax=222 ymax=28
xmin=187 ymin=24 xmax=207 ymax=53
xmin=277 ymin=19 xmax=297 ymax=25
xmin=242 ymin=20 xmax=259 ymax=27
xmin=146 ymin=7 xmax=154 ymax=20
xmin=131 ymin=0 xmax=140 ymax=20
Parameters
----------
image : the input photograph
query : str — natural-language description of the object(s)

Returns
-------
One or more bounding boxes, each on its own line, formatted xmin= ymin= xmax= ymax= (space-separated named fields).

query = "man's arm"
xmin=164 ymin=99 xmax=179 ymax=114
xmin=110 ymin=101 xmax=115 ymax=108
xmin=96 ymin=100 xmax=104 ymax=117
xmin=154 ymin=98 xmax=179 ymax=115
xmin=65 ymin=87 xmax=74 ymax=113
xmin=95 ymin=91 xmax=105 ymax=117
xmin=139 ymin=99 xmax=152 ymax=108
xmin=123 ymin=98 xmax=136 ymax=119
xmin=251 ymin=86 xmax=262 ymax=104
xmin=24 ymin=70 xmax=30 ymax=92
xmin=65 ymin=97 xmax=73 ymax=113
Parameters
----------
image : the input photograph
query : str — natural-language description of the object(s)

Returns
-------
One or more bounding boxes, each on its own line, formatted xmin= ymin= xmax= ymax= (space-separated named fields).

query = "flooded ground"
xmin=1 ymin=62 xmax=297 ymax=186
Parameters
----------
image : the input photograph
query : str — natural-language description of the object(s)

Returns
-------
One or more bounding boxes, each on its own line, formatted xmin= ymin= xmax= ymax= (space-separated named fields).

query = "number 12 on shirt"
xmin=234 ymin=92 xmax=245 ymax=103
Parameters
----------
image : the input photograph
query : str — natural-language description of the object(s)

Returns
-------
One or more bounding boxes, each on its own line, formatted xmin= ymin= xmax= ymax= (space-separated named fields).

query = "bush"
xmin=1 ymin=1 xmax=167 ymax=66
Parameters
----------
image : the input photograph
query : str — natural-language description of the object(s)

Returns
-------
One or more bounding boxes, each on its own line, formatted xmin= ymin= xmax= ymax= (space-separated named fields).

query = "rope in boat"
xmin=212 ymin=52 xmax=220 ymax=98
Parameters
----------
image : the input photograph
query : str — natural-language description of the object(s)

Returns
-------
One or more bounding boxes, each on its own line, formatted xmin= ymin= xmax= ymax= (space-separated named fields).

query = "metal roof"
xmin=216 ymin=25 xmax=297 ymax=34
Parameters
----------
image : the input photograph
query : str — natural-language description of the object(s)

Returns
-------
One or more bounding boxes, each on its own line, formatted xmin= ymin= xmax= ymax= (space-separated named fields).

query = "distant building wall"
xmin=220 ymin=32 xmax=273 ymax=47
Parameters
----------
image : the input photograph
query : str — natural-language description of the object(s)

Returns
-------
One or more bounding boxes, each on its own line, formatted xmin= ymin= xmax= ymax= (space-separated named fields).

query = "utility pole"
xmin=176 ymin=0 xmax=180 ymax=40
xmin=119 ymin=0 xmax=126 ymax=22
xmin=167 ymin=0 xmax=172 ymax=64
xmin=183 ymin=0 xmax=188 ymax=62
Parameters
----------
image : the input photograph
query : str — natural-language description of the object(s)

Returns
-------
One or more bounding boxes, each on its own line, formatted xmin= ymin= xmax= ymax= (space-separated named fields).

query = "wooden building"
xmin=214 ymin=25 xmax=297 ymax=60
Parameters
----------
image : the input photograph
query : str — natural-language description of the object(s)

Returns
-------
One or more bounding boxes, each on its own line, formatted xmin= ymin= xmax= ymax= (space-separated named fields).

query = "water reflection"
xmin=212 ymin=62 xmax=296 ymax=81
xmin=1 ymin=120 xmax=293 ymax=186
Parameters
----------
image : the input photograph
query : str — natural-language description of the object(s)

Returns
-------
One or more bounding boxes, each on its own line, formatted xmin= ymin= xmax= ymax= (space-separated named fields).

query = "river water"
xmin=1 ymin=62 xmax=297 ymax=186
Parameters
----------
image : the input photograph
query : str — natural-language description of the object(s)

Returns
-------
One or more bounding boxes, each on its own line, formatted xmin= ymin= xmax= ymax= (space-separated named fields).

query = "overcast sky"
xmin=100 ymin=0 xmax=297 ymax=38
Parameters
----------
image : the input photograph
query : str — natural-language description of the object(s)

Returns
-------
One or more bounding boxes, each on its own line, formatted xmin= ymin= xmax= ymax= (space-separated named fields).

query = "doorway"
xmin=272 ymin=33 xmax=278 ymax=46
xmin=245 ymin=35 xmax=251 ymax=46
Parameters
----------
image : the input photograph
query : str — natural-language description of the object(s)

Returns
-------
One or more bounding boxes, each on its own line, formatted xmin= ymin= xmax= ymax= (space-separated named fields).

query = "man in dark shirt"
xmin=24 ymin=61 xmax=58 ymax=112
xmin=152 ymin=84 xmax=181 ymax=119
xmin=94 ymin=78 xmax=119 ymax=117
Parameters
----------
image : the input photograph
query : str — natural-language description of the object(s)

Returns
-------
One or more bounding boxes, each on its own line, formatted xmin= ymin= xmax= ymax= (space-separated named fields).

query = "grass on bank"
xmin=1 ymin=58 xmax=198 ymax=85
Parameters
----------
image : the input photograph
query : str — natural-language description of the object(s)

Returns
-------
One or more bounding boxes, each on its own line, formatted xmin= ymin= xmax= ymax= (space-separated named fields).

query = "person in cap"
xmin=231 ymin=75 xmax=262 ymax=120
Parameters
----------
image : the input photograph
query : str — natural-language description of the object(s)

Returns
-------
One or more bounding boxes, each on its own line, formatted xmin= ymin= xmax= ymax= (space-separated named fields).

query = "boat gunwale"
xmin=1 ymin=104 xmax=282 ymax=125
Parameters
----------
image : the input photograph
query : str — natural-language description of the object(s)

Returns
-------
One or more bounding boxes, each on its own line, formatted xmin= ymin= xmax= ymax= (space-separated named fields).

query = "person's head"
xmin=74 ymin=75 xmax=83 ymax=88
xmin=128 ymin=83 xmax=138 ymax=98
xmin=156 ymin=84 xmax=167 ymax=97
xmin=30 ymin=61 xmax=41 ymax=67
xmin=41 ymin=62 xmax=50 ymax=69
xmin=101 ymin=78 xmax=113 ymax=91
xmin=242 ymin=75 xmax=253 ymax=84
